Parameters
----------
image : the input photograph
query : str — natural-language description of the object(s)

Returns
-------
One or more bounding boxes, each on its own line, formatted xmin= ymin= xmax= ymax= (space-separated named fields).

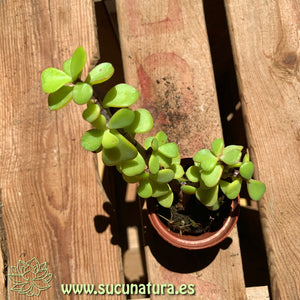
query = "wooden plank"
xmin=225 ymin=0 xmax=300 ymax=298
xmin=0 ymin=1 xmax=123 ymax=299
xmin=246 ymin=286 xmax=269 ymax=300
xmin=116 ymin=0 xmax=246 ymax=298
xmin=0 ymin=220 xmax=6 ymax=299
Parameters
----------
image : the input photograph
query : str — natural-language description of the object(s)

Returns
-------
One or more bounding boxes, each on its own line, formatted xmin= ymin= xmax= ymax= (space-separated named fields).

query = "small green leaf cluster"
xmin=80 ymin=84 xmax=154 ymax=167
xmin=41 ymin=47 xmax=152 ymax=166
xmin=41 ymin=46 xmax=114 ymax=110
xmin=121 ymin=131 xmax=183 ymax=208
xmin=182 ymin=138 xmax=266 ymax=210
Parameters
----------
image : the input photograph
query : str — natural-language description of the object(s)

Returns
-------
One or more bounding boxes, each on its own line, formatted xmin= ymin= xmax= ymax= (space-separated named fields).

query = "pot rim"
xmin=147 ymin=196 xmax=240 ymax=250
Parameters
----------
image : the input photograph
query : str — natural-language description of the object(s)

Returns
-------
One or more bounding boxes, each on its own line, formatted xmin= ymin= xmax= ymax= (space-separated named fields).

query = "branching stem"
xmin=92 ymin=92 xmax=151 ymax=164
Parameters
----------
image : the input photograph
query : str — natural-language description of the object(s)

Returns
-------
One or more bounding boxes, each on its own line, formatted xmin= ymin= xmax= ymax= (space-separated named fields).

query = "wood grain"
xmin=225 ymin=0 xmax=300 ymax=298
xmin=116 ymin=0 xmax=246 ymax=298
xmin=0 ymin=240 xmax=5 ymax=299
xmin=0 ymin=1 xmax=123 ymax=299
xmin=117 ymin=0 xmax=224 ymax=154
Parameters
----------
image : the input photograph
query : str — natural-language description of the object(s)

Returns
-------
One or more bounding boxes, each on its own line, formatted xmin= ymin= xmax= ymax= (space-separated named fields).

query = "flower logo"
xmin=8 ymin=257 xmax=53 ymax=297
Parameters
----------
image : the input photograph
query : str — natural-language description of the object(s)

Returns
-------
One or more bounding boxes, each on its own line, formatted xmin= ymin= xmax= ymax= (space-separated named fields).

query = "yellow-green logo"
xmin=8 ymin=257 xmax=53 ymax=297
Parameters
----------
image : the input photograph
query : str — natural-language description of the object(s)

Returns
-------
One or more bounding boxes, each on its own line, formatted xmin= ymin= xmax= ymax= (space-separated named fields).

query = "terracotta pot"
xmin=147 ymin=196 xmax=240 ymax=250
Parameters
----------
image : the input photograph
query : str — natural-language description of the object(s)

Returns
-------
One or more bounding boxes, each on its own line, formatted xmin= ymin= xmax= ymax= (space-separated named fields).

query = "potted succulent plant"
xmin=41 ymin=47 xmax=266 ymax=250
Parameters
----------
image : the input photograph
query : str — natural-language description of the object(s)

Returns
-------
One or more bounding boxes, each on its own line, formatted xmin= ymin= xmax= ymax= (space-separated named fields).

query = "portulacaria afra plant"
xmin=41 ymin=47 xmax=266 ymax=212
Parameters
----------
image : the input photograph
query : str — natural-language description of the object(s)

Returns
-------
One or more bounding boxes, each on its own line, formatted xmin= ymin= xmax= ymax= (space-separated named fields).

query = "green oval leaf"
xmin=243 ymin=153 xmax=250 ymax=163
xmin=102 ymin=130 xmax=119 ymax=149
xmin=186 ymin=166 xmax=200 ymax=183
xmin=144 ymin=136 xmax=154 ymax=150
xmin=122 ymin=174 xmax=137 ymax=183
xmin=125 ymin=109 xmax=153 ymax=133
xmin=62 ymin=58 xmax=72 ymax=76
xmin=211 ymin=138 xmax=224 ymax=156
xmin=196 ymin=185 xmax=219 ymax=207
xmin=151 ymin=138 xmax=159 ymax=152
xmin=85 ymin=62 xmax=114 ymax=85
xmin=201 ymin=164 xmax=224 ymax=187
xmin=102 ymin=131 xmax=138 ymax=166
xmin=157 ymin=191 xmax=174 ymax=208
xmin=48 ymin=86 xmax=73 ymax=111
xmin=181 ymin=185 xmax=196 ymax=194
xmin=247 ymin=179 xmax=266 ymax=201
xmin=91 ymin=114 xmax=107 ymax=131
xmin=224 ymin=145 xmax=244 ymax=151
xmin=221 ymin=178 xmax=242 ymax=199
xmin=149 ymin=153 xmax=160 ymax=174
xmin=193 ymin=149 xmax=218 ymax=172
xmin=150 ymin=169 xmax=175 ymax=183
xmin=137 ymin=180 xmax=153 ymax=198
xmin=123 ymin=171 xmax=148 ymax=183
xmin=158 ymin=143 xmax=179 ymax=158
xmin=221 ymin=149 xmax=242 ymax=165
xmin=70 ymin=46 xmax=86 ymax=81
xmin=230 ymin=162 xmax=242 ymax=168
xmin=240 ymin=161 xmax=254 ymax=180
xmin=81 ymin=129 xmax=103 ymax=152
xmin=120 ymin=152 xmax=145 ymax=177
xmin=172 ymin=155 xmax=181 ymax=165
xmin=108 ymin=108 xmax=135 ymax=129
xmin=220 ymin=145 xmax=243 ymax=165
xmin=157 ymin=152 xmax=172 ymax=168
xmin=73 ymin=82 xmax=93 ymax=105
xmin=220 ymin=180 xmax=230 ymax=195
xmin=170 ymin=164 xmax=184 ymax=179
xmin=82 ymin=102 xmax=100 ymax=123
xmin=199 ymin=177 xmax=211 ymax=190
xmin=41 ymin=68 xmax=72 ymax=93
xmin=151 ymin=182 xmax=170 ymax=197
xmin=155 ymin=131 xmax=168 ymax=146
xmin=103 ymin=83 xmax=139 ymax=108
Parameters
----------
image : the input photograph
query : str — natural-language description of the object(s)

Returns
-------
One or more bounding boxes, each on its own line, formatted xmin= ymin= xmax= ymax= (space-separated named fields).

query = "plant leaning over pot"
xmin=41 ymin=47 xmax=266 ymax=250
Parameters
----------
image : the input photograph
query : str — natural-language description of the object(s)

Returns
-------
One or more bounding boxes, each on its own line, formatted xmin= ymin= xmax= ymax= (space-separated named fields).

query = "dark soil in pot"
xmin=155 ymin=195 xmax=231 ymax=236
xmin=147 ymin=195 xmax=240 ymax=250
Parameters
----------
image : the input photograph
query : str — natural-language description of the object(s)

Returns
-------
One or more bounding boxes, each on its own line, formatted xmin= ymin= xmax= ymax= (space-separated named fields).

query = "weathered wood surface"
xmin=246 ymin=286 xmax=270 ymax=300
xmin=0 ymin=248 xmax=5 ymax=299
xmin=0 ymin=1 xmax=123 ymax=299
xmin=225 ymin=0 xmax=300 ymax=299
xmin=116 ymin=0 xmax=246 ymax=298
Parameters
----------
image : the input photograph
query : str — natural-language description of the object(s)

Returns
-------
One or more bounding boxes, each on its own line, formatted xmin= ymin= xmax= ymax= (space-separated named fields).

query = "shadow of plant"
xmin=94 ymin=202 xmax=120 ymax=245
xmin=93 ymin=164 xmax=127 ymax=247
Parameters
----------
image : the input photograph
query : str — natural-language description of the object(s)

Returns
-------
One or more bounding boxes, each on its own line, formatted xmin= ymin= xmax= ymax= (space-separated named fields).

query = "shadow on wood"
xmin=203 ymin=0 xmax=247 ymax=147
xmin=238 ymin=206 xmax=270 ymax=288
xmin=94 ymin=165 xmax=127 ymax=248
